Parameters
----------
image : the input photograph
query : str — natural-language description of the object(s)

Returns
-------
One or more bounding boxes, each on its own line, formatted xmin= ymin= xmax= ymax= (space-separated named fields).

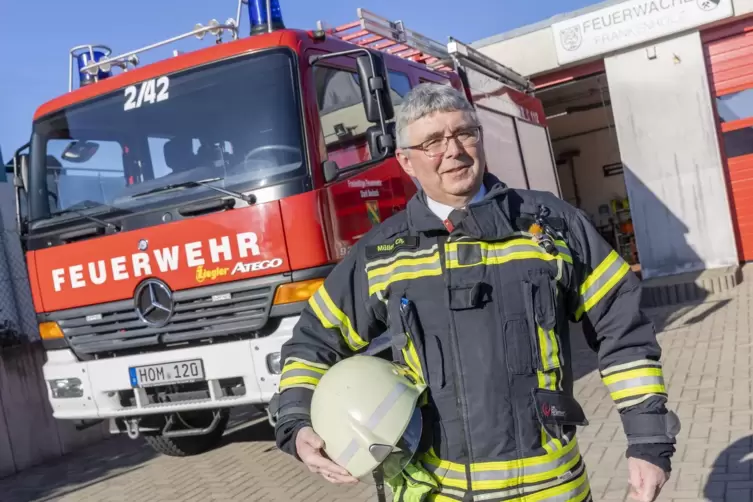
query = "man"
xmin=274 ymin=83 xmax=678 ymax=502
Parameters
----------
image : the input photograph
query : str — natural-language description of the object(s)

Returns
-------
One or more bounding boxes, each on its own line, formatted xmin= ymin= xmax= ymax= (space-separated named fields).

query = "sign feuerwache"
xmin=552 ymin=0 xmax=733 ymax=65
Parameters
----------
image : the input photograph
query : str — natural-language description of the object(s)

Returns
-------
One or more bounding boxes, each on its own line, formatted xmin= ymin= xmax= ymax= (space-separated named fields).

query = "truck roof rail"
xmin=318 ymin=8 xmax=454 ymax=72
xmin=68 ymin=19 xmax=239 ymax=91
xmin=445 ymin=37 xmax=534 ymax=93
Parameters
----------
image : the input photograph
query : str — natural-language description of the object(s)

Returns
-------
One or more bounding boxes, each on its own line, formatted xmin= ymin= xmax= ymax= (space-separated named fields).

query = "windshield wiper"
xmin=130 ymin=178 xmax=256 ymax=204
xmin=54 ymin=202 xmax=121 ymax=232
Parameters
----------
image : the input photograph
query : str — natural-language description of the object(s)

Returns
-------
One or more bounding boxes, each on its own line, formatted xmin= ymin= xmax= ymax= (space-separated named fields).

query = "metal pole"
xmin=266 ymin=0 xmax=272 ymax=33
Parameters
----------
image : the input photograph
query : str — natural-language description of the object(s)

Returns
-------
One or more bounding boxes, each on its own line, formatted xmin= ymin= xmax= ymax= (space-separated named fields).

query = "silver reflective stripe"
xmin=367 ymin=256 xmax=441 ymax=281
xmin=423 ymin=441 xmax=580 ymax=488
xmin=336 ymin=382 xmax=410 ymax=467
xmin=601 ymin=359 xmax=661 ymax=376
xmin=605 ymin=374 xmax=665 ymax=393
xmin=447 ymin=242 xmax=571 ymax=266
xmin=280 ymin=369 xmax=324 ymax=380
xmin=366 ymin=245 xmax=439 ymax=271
xmin=424 ymin=463 xmax=465 ymax=481
xmin=579 ymin=253 xmax=627 ymax=307
xmin=309 ymin=290 xmax=363 ymax=351
xmin=310 ymin=290 xmax=338 ymax=327
xmin=539 ymin=370 xmax=557 ymax=391
xmin=470 ymin=441 xmax=581 ymax=483
xmin=472 ymin=463 xmax=588 ymax=502
xmin=287 ymin=357 xmax=330 ymax=370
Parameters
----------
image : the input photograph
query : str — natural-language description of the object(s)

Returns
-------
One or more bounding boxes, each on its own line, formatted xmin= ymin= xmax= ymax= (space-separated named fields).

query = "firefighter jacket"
xmin=274 ymin=173 xmax=678 ymax=502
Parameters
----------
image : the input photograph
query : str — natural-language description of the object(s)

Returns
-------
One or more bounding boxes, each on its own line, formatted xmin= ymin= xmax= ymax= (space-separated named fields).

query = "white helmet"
xmin=311 ymin=355 xmax=427 ymax=482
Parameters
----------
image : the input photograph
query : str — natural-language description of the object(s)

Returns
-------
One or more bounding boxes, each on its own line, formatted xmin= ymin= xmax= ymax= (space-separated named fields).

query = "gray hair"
xmin=395 ymin=83 xmax=479 ymax=149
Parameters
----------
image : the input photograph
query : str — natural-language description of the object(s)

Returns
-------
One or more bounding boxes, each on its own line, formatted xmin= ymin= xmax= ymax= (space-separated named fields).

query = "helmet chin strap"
xmin=373 ymin=467 xmax=387 ymax=502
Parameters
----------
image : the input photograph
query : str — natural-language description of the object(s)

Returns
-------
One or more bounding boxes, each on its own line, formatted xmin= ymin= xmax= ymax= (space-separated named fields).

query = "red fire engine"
xmin=10 ymin=1 xmax=560 ymax=456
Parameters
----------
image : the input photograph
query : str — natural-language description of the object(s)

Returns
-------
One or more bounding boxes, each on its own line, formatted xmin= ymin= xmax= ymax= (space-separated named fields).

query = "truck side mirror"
xmin=14 ymin=153 xmax=29 ymax=190
xmin=356 ymin=52 xmax=394 ymax=124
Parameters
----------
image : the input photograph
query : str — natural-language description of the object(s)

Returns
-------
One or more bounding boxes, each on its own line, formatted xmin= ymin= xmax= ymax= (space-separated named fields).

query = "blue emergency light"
xmin=249 ymin=0 xmax=285 ymax=35
xmin=74 ymin=47 xmax=112 ymax=87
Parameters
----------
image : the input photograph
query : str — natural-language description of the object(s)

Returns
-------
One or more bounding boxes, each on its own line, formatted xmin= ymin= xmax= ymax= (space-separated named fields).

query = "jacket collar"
xmin=406 ymin=172 xmax=514 ymax=236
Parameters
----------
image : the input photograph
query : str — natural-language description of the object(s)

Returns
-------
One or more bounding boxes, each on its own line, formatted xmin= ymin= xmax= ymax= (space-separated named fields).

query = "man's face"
xmin=396 ymin=110 xmax=485 ymax=205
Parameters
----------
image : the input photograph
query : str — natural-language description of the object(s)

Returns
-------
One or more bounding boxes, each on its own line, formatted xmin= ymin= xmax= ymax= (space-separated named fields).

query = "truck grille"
xmin=45 ymin=275 xmax=283 ymax=357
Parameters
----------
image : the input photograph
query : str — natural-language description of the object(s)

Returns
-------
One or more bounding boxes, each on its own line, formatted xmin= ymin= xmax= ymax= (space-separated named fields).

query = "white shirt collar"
xmin=426 ymin=184 xmax=487 ymax=222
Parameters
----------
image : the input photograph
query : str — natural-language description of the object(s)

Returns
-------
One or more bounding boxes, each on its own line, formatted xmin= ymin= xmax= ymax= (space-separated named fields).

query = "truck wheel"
xmin=143 ymin=409 xmax=230 ymax=457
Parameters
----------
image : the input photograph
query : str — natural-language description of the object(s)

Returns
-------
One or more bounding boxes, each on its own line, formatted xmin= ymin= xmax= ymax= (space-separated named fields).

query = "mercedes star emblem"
xmin=138 ymin=239 xmax=149 ymax=251
xmin=134 ymin=279 xmax=174 ymax=327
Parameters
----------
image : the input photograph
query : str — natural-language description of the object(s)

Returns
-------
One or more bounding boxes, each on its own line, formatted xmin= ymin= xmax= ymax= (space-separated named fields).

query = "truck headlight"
xmin=49 ymin=378 xmax=84 ymax=398
xmin=266 ymin=353 xmax=282 ymax=375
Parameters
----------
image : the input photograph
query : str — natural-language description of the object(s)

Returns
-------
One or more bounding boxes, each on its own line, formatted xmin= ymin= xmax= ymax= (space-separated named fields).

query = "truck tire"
xmin=143 ymin=409 xmax=230 ymax=457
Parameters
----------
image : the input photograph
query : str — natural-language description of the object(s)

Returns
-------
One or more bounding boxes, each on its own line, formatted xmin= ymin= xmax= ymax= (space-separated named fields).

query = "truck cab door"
xmin=306 ymin=48 xmax=401 ymax=260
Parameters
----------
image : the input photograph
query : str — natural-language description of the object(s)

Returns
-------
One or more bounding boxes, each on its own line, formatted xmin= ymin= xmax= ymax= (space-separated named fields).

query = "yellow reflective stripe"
xmin=285 ymin=356 xmax=330 ymax=370
xmin=368 ymin=268 xmax=443 ymax=296
xmin=365 ymin=245 xmax=439 ymax=271
xmin=579 ymin=250 xmax=619 ymax=296
xmin=446 ymin=240 xmax=573 ymax=270
xmin=600 ymin=358 xmax=661 ymax=376
xmin=367 ymin=254 xmax=440 ymax=280
xmin=519 ymin=468 xmax=590 ymax=502
xmin=471 ymin=437 xmax=577 ymax=471
xmin=279 ymin=376 xmax=320 ymax=390
xmin=402 ymin=336 xmax=426 ymax=386
xmin=282 ymin=361 xmax=328 ymax=375
xmin=610 ymin=384 xmax=667 ymax=402
xmin=308 ymin=286 xmax=366 ymax=351
xmin=602 ymin=367 xmax=663 ymax=387
xmin=575 ymin=251 xmax=631 ymax=320
xmin=471 ymin=447 xmax=581 ymax=490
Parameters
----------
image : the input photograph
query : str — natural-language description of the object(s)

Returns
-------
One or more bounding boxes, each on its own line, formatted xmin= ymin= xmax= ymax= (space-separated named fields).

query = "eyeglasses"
xmin=404 ymin=126 xmax=482 ymax=158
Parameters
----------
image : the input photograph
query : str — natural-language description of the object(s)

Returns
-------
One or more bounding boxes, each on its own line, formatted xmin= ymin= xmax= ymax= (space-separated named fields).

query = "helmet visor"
xmin=358 ymin=406 xmax=423 ymax=485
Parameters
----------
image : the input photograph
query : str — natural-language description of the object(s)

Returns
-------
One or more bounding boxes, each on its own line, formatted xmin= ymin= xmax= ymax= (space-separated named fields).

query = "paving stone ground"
xmin=3 ymin=268 xmax=753 ymax=501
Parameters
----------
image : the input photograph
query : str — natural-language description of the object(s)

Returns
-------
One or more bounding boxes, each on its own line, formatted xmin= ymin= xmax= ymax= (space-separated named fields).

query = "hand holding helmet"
xmin=307 ymin=356 xmax=427 ymax=486
xmin=295 ymin=426 xmax=359 ymax=485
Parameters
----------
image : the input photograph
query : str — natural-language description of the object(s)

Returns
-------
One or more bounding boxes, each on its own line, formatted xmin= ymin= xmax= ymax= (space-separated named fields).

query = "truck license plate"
xmin=129 ymin=359 xmax=205 ymax=388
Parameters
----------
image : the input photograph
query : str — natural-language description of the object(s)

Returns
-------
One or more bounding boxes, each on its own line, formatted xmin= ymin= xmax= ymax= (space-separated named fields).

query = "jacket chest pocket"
xmin=504 ymin=272 xmax=562 ymax=375
xmin=387 ymin=290 xmax=446 ymax=390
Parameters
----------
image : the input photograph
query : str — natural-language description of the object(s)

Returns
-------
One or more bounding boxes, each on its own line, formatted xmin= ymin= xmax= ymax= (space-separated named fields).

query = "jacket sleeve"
xmin=273 ymin=244 xmax=387 ymax=458
xmin=563 ymin=207 xmax=678 ymax=472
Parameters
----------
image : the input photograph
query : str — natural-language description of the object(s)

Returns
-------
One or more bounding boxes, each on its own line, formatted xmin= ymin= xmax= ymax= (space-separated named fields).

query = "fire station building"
xmin=473 ymin=0 xmax=753 ymax=302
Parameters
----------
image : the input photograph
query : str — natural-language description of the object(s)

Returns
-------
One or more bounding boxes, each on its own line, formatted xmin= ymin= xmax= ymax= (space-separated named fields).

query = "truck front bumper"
xmin=42 ymin=317 xmax=297 ymax=420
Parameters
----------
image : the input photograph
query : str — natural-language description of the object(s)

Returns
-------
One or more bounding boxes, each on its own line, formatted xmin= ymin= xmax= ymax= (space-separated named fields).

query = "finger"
xmin=302 ymin=452 xmax=351 ymax=476
xmin=321 ymin=471 xmax=359 ymax=485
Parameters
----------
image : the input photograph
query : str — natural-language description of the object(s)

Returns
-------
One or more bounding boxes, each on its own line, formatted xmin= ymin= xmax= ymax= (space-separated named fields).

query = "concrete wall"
xmin=605 ymin=31 xmax=738 ymax=279
xmin=476 ymin=28 xmax=561 ymax=79
xmin=733 ymin=0 xmax=753 ymax=16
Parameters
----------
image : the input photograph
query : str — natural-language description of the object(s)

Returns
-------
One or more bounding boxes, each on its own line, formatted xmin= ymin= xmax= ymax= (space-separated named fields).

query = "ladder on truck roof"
xmin=319 ymin=9 xmax=535 ymax=94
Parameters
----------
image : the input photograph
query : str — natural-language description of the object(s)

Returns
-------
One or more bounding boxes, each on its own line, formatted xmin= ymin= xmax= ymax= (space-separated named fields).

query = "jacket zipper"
xmin=438 ymin=234 xmax=474 ymax=498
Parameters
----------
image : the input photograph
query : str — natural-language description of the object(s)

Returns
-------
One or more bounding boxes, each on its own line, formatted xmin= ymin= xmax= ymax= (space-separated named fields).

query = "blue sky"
xmin=0 ymin=0 xmax=598 ymax=163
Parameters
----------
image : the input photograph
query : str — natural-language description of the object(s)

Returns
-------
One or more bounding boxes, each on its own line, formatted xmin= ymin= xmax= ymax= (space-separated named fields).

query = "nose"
xmin=443 ymin=135 xmax=464 ymax=159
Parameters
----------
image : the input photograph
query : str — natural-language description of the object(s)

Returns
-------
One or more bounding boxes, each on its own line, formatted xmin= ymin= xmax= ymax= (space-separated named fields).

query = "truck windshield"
xmin=28 ymin=49 xmax=305 ymax=222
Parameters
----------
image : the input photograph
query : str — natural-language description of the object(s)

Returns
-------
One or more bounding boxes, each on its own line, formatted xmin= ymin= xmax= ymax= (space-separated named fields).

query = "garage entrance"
xmin=535 ymin=72 xmax=640 ymax=270
xmin=705 ymin=18 xmax=753 ymax=262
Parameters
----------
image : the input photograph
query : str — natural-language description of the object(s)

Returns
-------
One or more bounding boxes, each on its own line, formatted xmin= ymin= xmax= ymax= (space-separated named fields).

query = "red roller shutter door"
xmin=706 ymin=21 xmax=753 ymax=262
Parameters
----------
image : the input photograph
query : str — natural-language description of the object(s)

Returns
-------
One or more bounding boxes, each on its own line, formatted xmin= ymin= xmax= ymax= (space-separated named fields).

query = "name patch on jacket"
xmin=365 ymin=236 xmax=419 ymax=259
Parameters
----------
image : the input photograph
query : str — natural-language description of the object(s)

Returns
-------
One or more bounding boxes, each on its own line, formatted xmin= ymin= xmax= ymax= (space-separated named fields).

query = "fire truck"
xmin=10 ymin=1 xmax=560 ymax=456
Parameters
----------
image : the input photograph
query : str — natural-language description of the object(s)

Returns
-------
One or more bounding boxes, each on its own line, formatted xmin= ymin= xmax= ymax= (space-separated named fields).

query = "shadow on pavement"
xmin=0 ymin=406 xmax=273 ymax=502
xmin=0 ymin=435 xmax=155 ymax=502
xmin=703 ymin=436 xmax=753 ymax=501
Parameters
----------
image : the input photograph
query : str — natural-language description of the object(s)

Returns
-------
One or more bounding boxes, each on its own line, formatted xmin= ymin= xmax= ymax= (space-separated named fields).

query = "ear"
xmin=396 ymin=149 xmax=416 ymax=178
